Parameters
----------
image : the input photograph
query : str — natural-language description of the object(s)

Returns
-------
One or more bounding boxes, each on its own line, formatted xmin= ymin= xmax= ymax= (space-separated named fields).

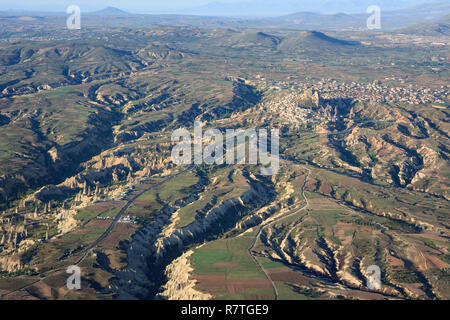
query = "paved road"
xmin=1 ymin=165 xmax=194 ymax=298
xmin=248 ymin=165 xmax=311 ymax=300
xmin=75 ymin=165 xmax=194 ymax=264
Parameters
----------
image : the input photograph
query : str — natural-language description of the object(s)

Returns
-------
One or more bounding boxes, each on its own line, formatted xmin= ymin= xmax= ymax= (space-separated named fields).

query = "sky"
xmin=0 ymin=0 xmax=445 ymax=16
xmin=0 ymin=0 xmax=202 ymax=12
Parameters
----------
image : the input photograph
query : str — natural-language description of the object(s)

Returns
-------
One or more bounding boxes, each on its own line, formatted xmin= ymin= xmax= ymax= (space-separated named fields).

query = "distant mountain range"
xmin=1 ymin=2 xmax=449 ymax=32
xmin=87 ymin=7 xmax=130 ymax=16
xmin=185 ymin=0 xmax=445 ymax=16
xmin=400 ymin=13 xmax=450 ymax=35
xmin=268 ymin=2 xmax=450 ymax=31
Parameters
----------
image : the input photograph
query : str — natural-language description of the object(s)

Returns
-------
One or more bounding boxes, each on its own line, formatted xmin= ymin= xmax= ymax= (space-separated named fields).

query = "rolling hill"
xmin=399 ymin=13 xmax=450 ymax=35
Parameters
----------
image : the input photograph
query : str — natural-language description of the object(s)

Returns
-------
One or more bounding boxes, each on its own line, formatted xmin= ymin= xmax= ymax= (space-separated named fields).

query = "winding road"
xmin=248 ymin=165 xmax=311 ymax=300
xmin=75 ymin=165 xmax=194 ymax=264
xmin=1 ymin=165 xmax=194 ymax=298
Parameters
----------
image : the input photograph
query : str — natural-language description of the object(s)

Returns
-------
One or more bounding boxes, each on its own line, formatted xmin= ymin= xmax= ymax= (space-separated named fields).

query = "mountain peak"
xmin=90 ymin=7 xmax=129 ymax=16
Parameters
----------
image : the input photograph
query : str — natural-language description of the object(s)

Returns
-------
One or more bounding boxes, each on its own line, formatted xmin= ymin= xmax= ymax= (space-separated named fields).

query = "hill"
xmin=300 ymin=30 xmax=360 ymax=46
xmin=87 ymin=7 xmax=130 ymax=16
xmin=399 ymin=13 xmax=450 ymax=35
xmin=274 ymin=31 xmax=360 ymax=54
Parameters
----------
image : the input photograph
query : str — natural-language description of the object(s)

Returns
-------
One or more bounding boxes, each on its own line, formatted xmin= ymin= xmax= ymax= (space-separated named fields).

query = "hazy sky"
xmin=5 ymin=0 xmax=210 ymax=12
xmin=0 ymin=0 xmax=445 ymax=15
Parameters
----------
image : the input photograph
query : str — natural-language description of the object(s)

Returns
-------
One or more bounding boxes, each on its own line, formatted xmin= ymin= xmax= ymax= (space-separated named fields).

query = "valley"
xmin=0 ymin=12 xmax=448 ymax=301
